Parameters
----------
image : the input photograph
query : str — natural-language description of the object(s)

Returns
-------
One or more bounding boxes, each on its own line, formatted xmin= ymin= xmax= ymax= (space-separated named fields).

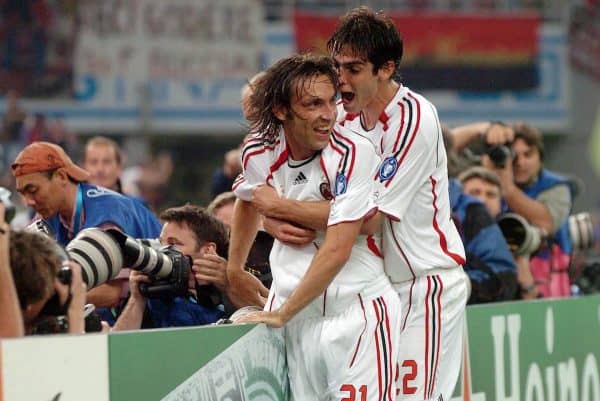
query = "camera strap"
xmin=72 ymin=184 xmax=84 ymax=237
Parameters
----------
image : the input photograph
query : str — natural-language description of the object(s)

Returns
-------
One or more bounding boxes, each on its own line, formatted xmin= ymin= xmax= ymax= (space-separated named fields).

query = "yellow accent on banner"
xmin=588 ymin=106 xmax=600 ymax=176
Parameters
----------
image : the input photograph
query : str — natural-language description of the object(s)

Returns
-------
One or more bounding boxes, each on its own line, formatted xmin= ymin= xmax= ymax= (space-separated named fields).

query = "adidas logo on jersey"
xmin=293 ymin=172 xmax=308 ymax=185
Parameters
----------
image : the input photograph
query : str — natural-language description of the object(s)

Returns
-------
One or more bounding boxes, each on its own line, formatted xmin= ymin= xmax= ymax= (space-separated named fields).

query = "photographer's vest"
xmin=511 ymin=169 xmax=573 ymax=298
xmin=46 ymin=183 xmax=162 ymax=246
xmin=449 ymin=179 xmax=518 ymax=303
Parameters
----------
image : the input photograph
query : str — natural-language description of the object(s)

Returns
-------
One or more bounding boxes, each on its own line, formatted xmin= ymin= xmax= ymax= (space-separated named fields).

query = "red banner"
xmin=294 ymin=11 xmax=540 ymax=91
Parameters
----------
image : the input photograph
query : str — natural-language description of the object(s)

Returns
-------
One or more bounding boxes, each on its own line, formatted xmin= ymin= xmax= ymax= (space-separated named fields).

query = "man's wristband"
xmin=521 ymin=282 xmax=536 ymax=294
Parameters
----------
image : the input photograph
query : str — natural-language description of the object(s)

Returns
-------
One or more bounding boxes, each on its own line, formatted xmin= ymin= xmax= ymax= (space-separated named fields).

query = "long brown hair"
xmin=246 ymin=53 xmax=339 ymax=144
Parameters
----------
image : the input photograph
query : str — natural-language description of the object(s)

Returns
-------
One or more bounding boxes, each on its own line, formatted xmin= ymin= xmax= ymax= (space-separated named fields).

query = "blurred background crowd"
xmin=0 ymin=0 xmax=599 ymax=337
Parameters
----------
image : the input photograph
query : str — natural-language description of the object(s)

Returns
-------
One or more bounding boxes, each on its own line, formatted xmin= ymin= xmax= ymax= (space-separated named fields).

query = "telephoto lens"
xmin=67 ymin=227 xmax=191 ymax=298
xmin=66 ymin=228 xmax=124 ymax=288
xmin=497 ymin=213 xmax=544 ymax=256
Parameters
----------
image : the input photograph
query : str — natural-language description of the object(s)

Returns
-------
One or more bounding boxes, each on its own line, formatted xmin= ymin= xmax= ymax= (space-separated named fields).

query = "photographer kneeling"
xmin=9 ymin=230 xmax=86 ymax=334
xmin=113 ymin=205 xmax=229 ymax=330
xmin=455 ymin=122 xmax=574 ymax=298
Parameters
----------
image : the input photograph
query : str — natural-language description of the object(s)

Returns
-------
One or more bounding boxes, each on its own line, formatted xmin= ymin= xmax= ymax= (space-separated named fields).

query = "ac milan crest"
xmin=319 ymin=182 xmax=333 ymax=200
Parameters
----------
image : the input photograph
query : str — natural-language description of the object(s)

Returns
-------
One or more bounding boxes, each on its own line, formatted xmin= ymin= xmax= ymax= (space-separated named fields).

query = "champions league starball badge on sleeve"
xmin=379 ymin=157 xmax=398 ymax=181
xmin=335 ymin=173 xmax=347 ymax=196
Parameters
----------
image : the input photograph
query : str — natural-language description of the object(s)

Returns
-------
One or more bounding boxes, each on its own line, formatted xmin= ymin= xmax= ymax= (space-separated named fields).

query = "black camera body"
xmin=30 ymin=266 xmax=73 ymax=335
xmin=135 ymin=238 xmax=221 ymax=307
xmin=486 ymin=144 xmax=513 ymax=168
xmin=138 ymin=245 xmax=191 ymax=299
xmin=576 ymin=259 xmax=600 ymax=294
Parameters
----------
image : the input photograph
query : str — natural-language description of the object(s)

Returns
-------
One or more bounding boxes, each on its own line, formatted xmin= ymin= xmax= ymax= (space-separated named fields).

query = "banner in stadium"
xmin=294 ymin=11 xmax=539 ymax=91
xmin=451 ymin=295 xmax=600 ymax=401
xmin=4 ymin=19 xmax=566 ymax=133
xmin=72 ymin=0 xmax=264 ymax=131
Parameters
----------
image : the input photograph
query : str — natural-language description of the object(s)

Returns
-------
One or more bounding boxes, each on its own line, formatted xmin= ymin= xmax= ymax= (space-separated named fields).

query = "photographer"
xmin=443 ymin=128 xmax=518 ymax=303
xmin=8 ymin=230 xmax=86 ymax=335
xmin=459 ymin=167 xmax=539 ymax=299
xmin=0 ymin=203 xmax=23 ymax=337
xmin=453 ymin=122 xmax=574 ymax=298
xmin=113 ymin=205 xmax=228 ymax=330
xmin=11 ymin=141 xmax=161 ymax=319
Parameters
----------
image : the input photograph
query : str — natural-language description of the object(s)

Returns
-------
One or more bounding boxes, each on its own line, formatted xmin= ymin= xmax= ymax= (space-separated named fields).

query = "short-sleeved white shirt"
xmin=233 ymin=125 xmax=386 ymax=310
xmin=338 ymin=86 xmax=465 ymax=283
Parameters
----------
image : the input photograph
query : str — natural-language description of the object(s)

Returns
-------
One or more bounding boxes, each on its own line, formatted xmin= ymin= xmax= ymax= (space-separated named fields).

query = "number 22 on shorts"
xmin=401 ymin=359 xmax=418 ymax=395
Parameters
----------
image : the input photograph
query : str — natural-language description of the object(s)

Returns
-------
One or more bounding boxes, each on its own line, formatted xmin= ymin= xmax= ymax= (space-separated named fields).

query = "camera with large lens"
xmin=568 ymin=212 xmax=596 ymax=251
xmin=66 ymin=228 xmax=191 ymax=299
xmin=133 ymin=236 xmax=220 ymax=307
xmin=486 ymin=144 xmax=513 ymax=168
xmin=110 ymin=229 xmax=191 ymax=299
xmin=0 ymin=186 xmax=16 ymax=223
xmin=497 ymin=213 xmax=545 ymax=256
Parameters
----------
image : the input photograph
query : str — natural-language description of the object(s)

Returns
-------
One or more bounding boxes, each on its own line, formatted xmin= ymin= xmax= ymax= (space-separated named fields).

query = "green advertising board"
xmin=2 ymin=295 xmax=598 ymax=401
xmin=109 ymin=324 xmax=289 ymax=401
xmin=454 ymin=295 xmax=600 ymax=401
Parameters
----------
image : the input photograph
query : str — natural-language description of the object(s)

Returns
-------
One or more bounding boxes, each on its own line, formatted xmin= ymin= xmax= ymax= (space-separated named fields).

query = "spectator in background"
xmin=8 ymin=230 xmax=86 ymax=335
xmin=83 ymin=136 xmax=124 ymax=193
xmin=1 ymin=90 xmax=27 ymax=187
xmin=1 ymin=90 xmax=26 ymax=158
xmin=0 ymin=203 xmax=24 ymax=337
xmin=210 ymin=148 xmax=242 ymax=199
xmin=47 ymin=117 xmax=78 ymax=157
xmin=124 ymin=150 xmax=174 ymax=211
xmin=206 ymin=71 xmax=266 ymax=201
xmin=113 ymin=204 xmax=228 ymax=330
xmin=241 ymin=71 xmax=266 ymax=120
xmin=23 ymin=113 xmax=48 ymax=144
xmin=459 ymin=166 xmax=503 ymax=219
xmin=443 ymin=129 xmax=518 ymax=303
xmin=207 ymin=191 xmax=236 ymax=226
xmin=459 ymin=166 xmax=540 ymax=299
xmin=454 ymin=122 xmax=574 ymax=298
xmin=11 ymin=141 xmax=162 ymax=321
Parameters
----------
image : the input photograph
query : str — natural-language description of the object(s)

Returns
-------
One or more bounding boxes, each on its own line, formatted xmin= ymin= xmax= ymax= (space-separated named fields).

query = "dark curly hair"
xmin=327 ymin=6 xmax=403 ymax=78
xmin=9 ymin=230 xmax=62 ymax=309
xmin=512 ymin=122 xmax=545 ymax=161
xmin=160 ymin=204 xmax=229 ymax=258
xmin=246 ymin=53 xmax=338 ymax=144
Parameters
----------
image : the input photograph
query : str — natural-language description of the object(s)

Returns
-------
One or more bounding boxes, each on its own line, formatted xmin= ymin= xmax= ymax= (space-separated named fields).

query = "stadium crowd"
xmin=0 ymin=3 xmax=598 ymax=401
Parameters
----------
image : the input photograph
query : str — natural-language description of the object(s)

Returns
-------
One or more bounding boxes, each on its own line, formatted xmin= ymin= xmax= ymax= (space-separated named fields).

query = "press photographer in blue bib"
xmin=11 ymin=141 xmax=161 ymax=323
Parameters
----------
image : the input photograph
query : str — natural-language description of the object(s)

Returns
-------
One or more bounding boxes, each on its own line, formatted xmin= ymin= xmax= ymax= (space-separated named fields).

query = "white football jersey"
xmin=338 ymin=86 xmax=465 ymax=283
xmin=233 ymin=125 xmax=386 ymax=313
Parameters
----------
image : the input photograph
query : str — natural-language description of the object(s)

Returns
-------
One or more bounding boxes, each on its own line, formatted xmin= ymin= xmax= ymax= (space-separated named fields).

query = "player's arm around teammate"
xmin=239 ymin=218 xmax=363 ymax=327
xmin=226 ymin=198 xmax=270 ymax=308
xmin=255 ymin=184 xmax=381 ymax=247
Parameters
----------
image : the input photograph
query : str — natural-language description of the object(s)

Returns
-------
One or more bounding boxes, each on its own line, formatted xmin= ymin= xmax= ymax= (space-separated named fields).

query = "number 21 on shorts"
xmin=340 ymin=384 xmax=367 ymax=401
